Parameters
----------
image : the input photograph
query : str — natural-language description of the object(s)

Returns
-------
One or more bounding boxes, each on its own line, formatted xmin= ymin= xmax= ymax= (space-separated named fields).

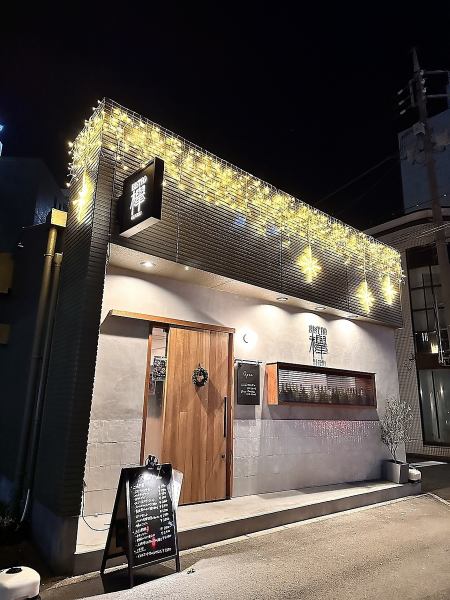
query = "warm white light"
xmin=276 ymin=296 xmax=288 ymax=302
xmin=356 ymin=280 xmax=375 ymax=313
xmin=184 ymin=266 xmax=190 ymax=271
xmin=297 ymin=245 xmax=321 ymax=283
xmin=140 ymin=261 xmax=154 ymax=268
xmin=68 ymin=104 xmax=403 ymax=298
xmin=381 ymin=274 xmax=396 ymax=305
xmin=73 ymin=171 xmax=93 ymax=223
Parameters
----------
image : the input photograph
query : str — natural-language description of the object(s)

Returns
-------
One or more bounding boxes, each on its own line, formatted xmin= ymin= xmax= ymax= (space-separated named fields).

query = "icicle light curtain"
xmin=67 ymin=99 xmax=403 ymax=324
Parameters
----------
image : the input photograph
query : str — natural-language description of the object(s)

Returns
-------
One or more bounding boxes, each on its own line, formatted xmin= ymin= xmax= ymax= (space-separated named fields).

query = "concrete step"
xmin=74 ymin=480 xmax=420 ymax=575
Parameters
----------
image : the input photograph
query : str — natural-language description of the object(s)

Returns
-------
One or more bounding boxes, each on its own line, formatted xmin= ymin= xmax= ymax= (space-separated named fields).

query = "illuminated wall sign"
xmin=118 ymin=157 xmax=164 ymax=238
xmin=309 ymin=324 xmax=328 ymax=367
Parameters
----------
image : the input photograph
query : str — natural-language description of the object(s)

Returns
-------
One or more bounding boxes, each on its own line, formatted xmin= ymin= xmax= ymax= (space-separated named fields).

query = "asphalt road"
xmin=42 ymin=493 xmax=450 ymax=600
xmin=418 ymin=463 xmax=450 ymax=501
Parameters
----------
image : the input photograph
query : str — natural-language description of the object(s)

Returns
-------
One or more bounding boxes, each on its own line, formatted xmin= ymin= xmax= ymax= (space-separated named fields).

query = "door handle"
xmin=223 ymin=396 xmax=227 ymax=438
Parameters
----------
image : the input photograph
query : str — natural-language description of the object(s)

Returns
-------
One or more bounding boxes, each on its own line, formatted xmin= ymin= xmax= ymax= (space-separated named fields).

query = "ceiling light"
xmin=315 ymin=306 xmax=325 ymax=311
xmin=276 ymin=296 xmax=288 ymax=302
xmin=184 ymin=266 xmax=190 ymax=271
xmin=140 ymin=261 xmax=154 ymax=268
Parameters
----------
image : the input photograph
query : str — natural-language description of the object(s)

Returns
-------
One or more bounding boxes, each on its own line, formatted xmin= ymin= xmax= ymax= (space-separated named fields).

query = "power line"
xmin=333 ymin=160 xmax=400 ymax=218
xmin=313 ymin=153 xmax=399 ymax=207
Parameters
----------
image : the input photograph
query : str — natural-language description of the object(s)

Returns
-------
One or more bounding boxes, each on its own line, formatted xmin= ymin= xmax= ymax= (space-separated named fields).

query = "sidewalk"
xmin=74 ymin=479 xmax=418 ymax=574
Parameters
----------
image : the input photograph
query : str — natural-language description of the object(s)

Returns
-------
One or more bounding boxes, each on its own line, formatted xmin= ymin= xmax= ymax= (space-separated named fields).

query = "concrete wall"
xmin=83 ymin=316 xmax=148 ymax=515
xmin=233 ymin=419 xmax=387 ymax=495
xmin=82 ymin=264 xmax=398 ymax=517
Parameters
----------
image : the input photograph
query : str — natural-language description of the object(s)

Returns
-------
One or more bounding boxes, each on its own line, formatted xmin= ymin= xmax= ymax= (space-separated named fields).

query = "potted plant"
xmin=380 ymin=397 xmax=413 ymax=483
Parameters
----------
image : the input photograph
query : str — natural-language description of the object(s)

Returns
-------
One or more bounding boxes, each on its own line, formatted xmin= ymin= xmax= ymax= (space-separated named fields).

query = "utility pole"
xmin=412 ymin=48 xmax=450 ymax=362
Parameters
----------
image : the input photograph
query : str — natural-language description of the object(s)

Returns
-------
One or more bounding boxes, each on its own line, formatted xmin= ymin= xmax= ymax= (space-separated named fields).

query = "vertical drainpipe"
xmin=14 ymin=226 xmax=58 ymax=517
xmin=20 ymin=251 xmax=63 ymax=522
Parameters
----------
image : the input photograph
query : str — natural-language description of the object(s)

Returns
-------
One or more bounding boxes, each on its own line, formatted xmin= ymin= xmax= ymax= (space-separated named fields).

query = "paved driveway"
xmin=43 ymin=494 xmax=450 ymax=600
xmin=417 ymin=462 xmax=450 ymax=501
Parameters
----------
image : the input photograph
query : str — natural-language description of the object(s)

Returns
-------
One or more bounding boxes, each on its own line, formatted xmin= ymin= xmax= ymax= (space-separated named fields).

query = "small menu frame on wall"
xmin=236 ymin=361 xmax=260 ymax=405
xmin=100 ymin=462 xmax=180 ymax=588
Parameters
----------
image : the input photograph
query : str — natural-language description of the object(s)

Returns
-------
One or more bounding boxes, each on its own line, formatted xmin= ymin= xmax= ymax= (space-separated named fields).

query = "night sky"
xmin=2 ymin=5 xmax=450 ymax=229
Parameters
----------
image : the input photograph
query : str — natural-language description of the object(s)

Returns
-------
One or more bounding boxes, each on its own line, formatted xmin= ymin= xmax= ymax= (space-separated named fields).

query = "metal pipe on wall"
xmin=20 ymin=251 xmax=63 ymax=522
xmin=14 ymin=226 xmax=58 ymax=516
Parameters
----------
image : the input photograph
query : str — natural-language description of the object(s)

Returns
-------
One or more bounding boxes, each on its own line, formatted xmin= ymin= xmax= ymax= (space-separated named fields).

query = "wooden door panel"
xmin=205 ymin=332 xmax=228 ymax=501
xmin=161 ymin=327 xmax=229 ymax=505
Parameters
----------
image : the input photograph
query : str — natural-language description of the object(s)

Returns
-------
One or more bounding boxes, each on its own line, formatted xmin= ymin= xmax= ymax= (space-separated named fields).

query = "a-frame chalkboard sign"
xmin=100 ymin=458 xmax=181 ymax=588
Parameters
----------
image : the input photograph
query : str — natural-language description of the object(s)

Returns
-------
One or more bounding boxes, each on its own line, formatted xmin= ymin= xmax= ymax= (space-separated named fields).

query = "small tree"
xmin=380 ymin=397 xmax=413 ymax=463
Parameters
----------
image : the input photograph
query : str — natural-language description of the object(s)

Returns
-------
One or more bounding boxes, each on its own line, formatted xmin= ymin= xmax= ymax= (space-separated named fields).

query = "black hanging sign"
xmin=100 ymin=459 xmax=180 ymax=588
xmin=236 ymin=362 xmax=260 ymax=405
xmin=118 ymin=157 xmax=164 ymax=238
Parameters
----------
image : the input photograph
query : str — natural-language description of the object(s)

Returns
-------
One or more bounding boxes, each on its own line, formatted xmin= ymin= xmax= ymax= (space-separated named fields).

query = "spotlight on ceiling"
xmin=140 ymin=261 xmax=154 ymax=268
xmin=315 ymin=306 xmax=325 ymax=311
xmin=184 ymin=266 xmax=190 ymax=271
xmin=276 ymin=296 xmax=288 ymax=302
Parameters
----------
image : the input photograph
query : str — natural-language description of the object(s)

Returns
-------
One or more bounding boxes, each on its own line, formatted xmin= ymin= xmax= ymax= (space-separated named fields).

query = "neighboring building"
xmin=399 ymin=108 xmax=450 ymax=213
xmin=0 ymin=157 xmax=67 ymax=510
xmin=0 ymin=157 xmax=67 ymax=321
xmin=0 ymin=210 xmax=66 ymax=505
xmin=367 ymin=209 xmax=450 ymax=457
xmin=367 ymin=97 xmax=450 ymax=459
xmin=0 ymin=157 xmax=67 ymax=253
xmin=1 ymin=99 xmax=408 ymax=573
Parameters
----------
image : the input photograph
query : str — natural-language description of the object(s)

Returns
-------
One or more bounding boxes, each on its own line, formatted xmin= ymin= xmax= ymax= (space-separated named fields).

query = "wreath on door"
xmin=192 ymin=364 xmax=209 ymax=387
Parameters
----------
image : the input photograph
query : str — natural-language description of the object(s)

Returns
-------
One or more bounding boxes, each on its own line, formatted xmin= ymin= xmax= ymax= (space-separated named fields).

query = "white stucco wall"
xmin=83 ymin=264 xmax=399 ymax=515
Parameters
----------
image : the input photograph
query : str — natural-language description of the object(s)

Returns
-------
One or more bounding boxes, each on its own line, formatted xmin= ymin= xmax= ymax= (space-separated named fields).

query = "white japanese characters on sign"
xmin=130 ymin=175 xmax=148 ymax=221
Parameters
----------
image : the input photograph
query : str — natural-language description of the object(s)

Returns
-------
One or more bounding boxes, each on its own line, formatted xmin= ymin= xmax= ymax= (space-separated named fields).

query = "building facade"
xmin=1 ymin=99 xmax=406 ymax=573
xmin=0 ymin=157 xmax=67 ymax=254
xmin=0 ymin=158 xmax=67 ymax=342
xmin=399 ymin=107 xmax=450 ymax=214
xmin=0 ymin=210 xmax=66 ymax=506
xmin=0 ymin=157 xmax=67 ymax=497
xmin=367 ymin=209 xmax=450 ymax=458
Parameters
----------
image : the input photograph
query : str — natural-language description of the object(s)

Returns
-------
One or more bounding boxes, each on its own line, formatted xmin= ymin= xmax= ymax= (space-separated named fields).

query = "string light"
xmin=72 ymin=171 xmax=93 ymax=223
xmin=296 ymin=245 xmax=321 ymax=283
xmin=68 ymin=101 xmax=403 ymax=309
xmin=381 ymin=274 xmax=397 ymax=305
xmin=356 ymin=280 xmax=375 ymax=313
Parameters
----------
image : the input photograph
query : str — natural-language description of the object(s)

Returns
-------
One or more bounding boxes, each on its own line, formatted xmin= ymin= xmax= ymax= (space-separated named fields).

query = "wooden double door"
xmin=142 ymin=321 xmax=233 ymax=506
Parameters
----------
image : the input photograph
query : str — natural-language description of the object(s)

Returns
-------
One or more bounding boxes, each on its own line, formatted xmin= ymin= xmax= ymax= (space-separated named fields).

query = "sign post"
xmin=101 ymin=458 xmax=181 ymax=588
